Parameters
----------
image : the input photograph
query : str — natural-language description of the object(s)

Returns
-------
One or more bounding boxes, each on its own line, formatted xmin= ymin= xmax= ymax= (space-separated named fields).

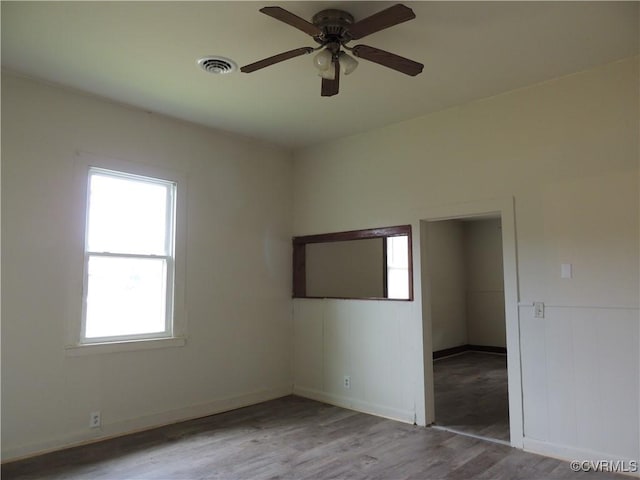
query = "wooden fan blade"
xmin=352 ymin=45 xmax=423 ymax=76
xmin=321 ymin=63 xmax=340 ymax=97
xmin=347 ymin=4 xmax=415 ymax=40
xmin=240 ymin=47 xmax=314 ymax=73
xmin=260 ymin=6 xmax=322 ymax=37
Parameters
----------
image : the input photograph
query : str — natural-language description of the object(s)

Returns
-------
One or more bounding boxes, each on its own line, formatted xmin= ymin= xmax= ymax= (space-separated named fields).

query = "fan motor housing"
xmin=312 ymin=9 xmax=354 ymax=44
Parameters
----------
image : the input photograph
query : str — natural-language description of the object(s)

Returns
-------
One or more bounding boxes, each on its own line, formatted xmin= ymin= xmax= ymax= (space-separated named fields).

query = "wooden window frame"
xmin=292 ymin=224 xmax=413 ymax=301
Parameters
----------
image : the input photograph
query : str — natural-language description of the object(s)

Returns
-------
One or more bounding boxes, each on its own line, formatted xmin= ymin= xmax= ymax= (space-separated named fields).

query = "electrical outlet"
xmin=89 ymin=411 xmax=101 ymax=429
xmin=343 ymin=375 xmax=351 ymax=389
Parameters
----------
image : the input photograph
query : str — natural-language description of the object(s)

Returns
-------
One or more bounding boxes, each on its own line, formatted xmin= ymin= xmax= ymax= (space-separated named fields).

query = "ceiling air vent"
xmin=197 ymin=56 xmax=237 ymax=74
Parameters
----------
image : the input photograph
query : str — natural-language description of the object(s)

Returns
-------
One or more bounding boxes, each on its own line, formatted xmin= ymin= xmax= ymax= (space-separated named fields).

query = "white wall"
xmin=464 ymin=219 xmax=506 ymax=348
xmin=1 ymin=74 xmax=293 ymax=460
xmin=2 ymin=58 xmax=638 ymax=468
xmin=292 ymin=57 xmax=639 ymax=463
xmin=426 ymin=220 xmax=467 ymax=351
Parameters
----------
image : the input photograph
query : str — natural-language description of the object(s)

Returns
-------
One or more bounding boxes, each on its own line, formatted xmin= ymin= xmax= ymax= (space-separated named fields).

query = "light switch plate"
xmin=534 ymin=302 xmax=544 ymax=318
xmin=561 ymin=263 xmax=572 ymax=279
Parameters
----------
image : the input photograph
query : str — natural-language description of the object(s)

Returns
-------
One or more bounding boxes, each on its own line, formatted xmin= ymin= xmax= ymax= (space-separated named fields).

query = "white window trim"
xmin=81 ymin=168 xmax=176 ymax=344
xmin=67 ymin=152 xmax=188 ymax=355
xmin=66 ymin=337 xmax=186 ymax=356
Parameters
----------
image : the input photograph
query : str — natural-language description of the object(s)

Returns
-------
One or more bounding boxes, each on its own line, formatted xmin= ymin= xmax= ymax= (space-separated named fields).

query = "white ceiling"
xmin=2 ymin=1 xmax=638 ymax=149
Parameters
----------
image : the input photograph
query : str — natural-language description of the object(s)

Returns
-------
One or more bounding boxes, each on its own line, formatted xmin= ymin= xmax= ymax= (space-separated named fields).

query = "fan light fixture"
xmin=313 ymin=49 xmax=332 ymax=71
xmin=338 ymin=51 xmax=359 ymax=75
xmin=313 ymin=48 xmax=358 ymax=79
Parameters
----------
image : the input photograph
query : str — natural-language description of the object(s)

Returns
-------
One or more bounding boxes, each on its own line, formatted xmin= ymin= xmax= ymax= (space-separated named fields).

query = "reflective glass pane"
xmin=387 ymin=236 xmax=409 ymax=299
xmin=87 ymin=173 xmax=170 ymax=255
xmin=387 ymin=236 xmax=408 ymax=268
xmin=387 ymin=268 xmax=409 ymax=299
xmin=85 ymin=256 xmax=167 ymax=338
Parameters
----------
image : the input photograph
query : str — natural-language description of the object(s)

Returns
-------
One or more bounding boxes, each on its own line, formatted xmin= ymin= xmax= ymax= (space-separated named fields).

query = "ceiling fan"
xmin=240 ymin=4 xmax=424 ymax=97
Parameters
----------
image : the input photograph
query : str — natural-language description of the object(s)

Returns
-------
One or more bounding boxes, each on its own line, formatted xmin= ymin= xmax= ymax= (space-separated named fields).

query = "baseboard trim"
xmin=433 ymin=344 xmax=507 ymax=359
xmin=2 ymin=385 xmax=293 ymax=463
xmin=523 ymin=438 xmax=639 ymax=478
xmin=293 ymin=386 xmax=415 ymax=425
xmin=433 ymin=345 xmax=468 ymax=359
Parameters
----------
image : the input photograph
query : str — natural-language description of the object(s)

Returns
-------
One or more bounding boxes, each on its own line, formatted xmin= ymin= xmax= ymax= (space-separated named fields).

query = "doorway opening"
xmin=419 ymin=198 xmax=522 ymax=448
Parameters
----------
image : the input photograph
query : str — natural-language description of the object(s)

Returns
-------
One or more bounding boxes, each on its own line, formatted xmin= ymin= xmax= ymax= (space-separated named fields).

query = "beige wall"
xmin=1 ymin=74 xmax=293 ymax=460
xmin=426 ymin=220 xmax=467 ymax=351
xmin=306 ymin=238 xmax=384 ymax=298
xmin=292 ymin=57 xmax=639 ymax=462
xmin=465 ymin=219 xmax=506 ymax=347
xmin=428 ymin=218 xmax=506 ymax=352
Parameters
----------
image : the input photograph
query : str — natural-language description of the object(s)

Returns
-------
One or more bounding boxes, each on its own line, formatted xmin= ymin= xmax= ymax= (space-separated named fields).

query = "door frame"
xmin=417 ymin=197 xmax=523 ymax=448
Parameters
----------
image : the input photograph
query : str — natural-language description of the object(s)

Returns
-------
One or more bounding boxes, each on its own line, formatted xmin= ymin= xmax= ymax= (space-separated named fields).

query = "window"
xmin=386 ymin=235 xmax=410 ymax=299
xmin=82 ymin=167 xmax=176 ymax=343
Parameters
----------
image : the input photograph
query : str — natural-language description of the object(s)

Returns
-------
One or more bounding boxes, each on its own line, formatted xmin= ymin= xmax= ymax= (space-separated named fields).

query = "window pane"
xmin=85 ymin=256 xmax=167 ymax=338
xmin=387 ymin=268 xmax=409 ymax=299
xmin=387 ymin=236 xmax=408 ymax=268
xmin=87 ymin=173 xmax=170 ymax=255
xmin=387 ymin=236 xmax=409 ymax=299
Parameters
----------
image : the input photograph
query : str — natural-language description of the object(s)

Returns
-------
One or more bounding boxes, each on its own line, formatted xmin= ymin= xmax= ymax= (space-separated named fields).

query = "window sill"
xmin=65 ymin=336 xmax=186 ymax=356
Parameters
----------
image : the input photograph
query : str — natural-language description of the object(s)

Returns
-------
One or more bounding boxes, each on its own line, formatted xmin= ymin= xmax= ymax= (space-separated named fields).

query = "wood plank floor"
xmin=2 ymin=395 xmax=626 ymax=480
xmin=434 ymin=351 xmax=510 ymax=442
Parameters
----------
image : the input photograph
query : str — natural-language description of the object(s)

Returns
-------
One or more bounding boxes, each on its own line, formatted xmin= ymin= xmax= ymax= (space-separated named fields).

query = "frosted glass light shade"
xmin=319 ymin=63 xmax=336 ymax=80
xmin=338 ymin=52 xmax=358 ymax=75
xmin=313 ymin=49 xmax=333 ymax=71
